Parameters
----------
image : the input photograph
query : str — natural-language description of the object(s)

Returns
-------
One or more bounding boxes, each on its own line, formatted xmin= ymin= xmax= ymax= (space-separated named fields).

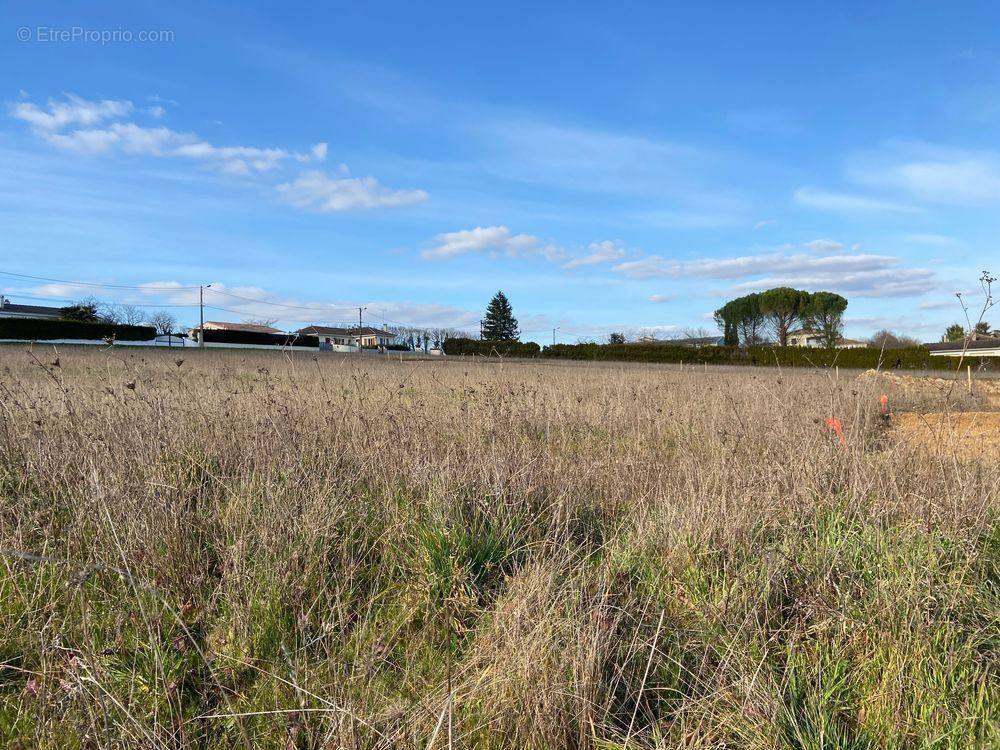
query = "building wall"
xmin=0 ymin=311 xmax=61 ymax=320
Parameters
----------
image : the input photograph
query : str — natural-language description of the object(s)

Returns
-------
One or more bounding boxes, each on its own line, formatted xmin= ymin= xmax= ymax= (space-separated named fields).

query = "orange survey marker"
xmin=879 ymin=394 xmax=889 ymax=414
xmin=825 ymin=417 xmax=847 ymax=446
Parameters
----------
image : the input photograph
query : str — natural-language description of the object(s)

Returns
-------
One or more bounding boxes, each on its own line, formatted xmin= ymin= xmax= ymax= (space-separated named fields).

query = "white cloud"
xmin=11 ymin=94 xmax=420 ymax=212
xmin=33 ymin=118 xmax=300 ymax=175
xmin=647 ymin=294 xmax=674 ymax=303
xmin=310 ymin=142 xmax=328 ymax=161
xmin=793 ymin=187 xmax=918 ymax=214
xmin=174 ymin=140 xmax=292 ymax=174
xmin=423 ymin=226 xmax=548 ymax=260
xmin=803 ymin=238 xmax=843 ymax=253
xmin=801 ymin=142 xmax=1000 ymax=215
xmin=753 ymin=219 xmax=775 ymax=229
xmin=918 ymin=298 xmax=960 ymax=310
xmin=13 ymin=95 xmax=334 ymax=174
xmin=42 ymin=128 xmax=123 ymax=155
xmin=561 ymin=240 xmax=626 ymax=269
xmin=613 ymin=250 xmax=897 ymax=281
xmin=611 ymin=240 xmax=938 ymax=299
xmin=725 ymin=268 xmax=936 ymax=298
xmin=277 ymin=170 xmax=429 ymax=212
xmin=422 ymin=227 xmax=630 ymax=268
xmin=11 ymin=94 xmax=132 ymax=131
xmin=849 ymin=143 xmax=1000 ymax=206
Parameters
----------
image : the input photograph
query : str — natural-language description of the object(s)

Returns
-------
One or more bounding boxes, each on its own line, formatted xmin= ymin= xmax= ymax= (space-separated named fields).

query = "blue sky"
xmin=1 ymin=2 xmax=997 ymax=342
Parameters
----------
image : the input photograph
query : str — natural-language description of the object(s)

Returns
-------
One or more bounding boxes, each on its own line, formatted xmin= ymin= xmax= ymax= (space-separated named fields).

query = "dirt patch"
xmin=892 ymin=411 xmax=1000 ymax=459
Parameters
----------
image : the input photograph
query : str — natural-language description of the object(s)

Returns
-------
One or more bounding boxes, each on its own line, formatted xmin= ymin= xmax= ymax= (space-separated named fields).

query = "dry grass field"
xmin=0 ymin=346 xmax=997 ymax=749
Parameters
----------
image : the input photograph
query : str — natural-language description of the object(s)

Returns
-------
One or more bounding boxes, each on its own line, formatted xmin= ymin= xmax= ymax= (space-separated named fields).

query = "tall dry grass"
xmin=0 ymin=346 xmax=997 ymax=749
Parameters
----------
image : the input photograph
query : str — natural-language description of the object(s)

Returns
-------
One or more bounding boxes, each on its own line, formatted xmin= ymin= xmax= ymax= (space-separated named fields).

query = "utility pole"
xmin=198 ymin=284 xmax=212 ymax=348
xmin=552 ymin=327 xmax=559 ymax=346
xmin=357 ymin=306 xmax=367 ymax=354
xmin=480 ymin=319 xmax=485 ymax=340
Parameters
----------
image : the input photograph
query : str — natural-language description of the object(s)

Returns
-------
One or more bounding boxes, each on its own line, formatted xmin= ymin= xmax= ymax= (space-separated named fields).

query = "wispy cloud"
xmin=13 ymin=95 xmax=326 ymax=175
xmin=613 ymin=250 xmax=896 ymax=281
xmin=10 ymin=93 xmax=427 ymax=212
xmin=561 ymin=240 xmax=626 ymax=269
xmin=725 ymin=268 xmax=936 ymax=298
xmin=11 ymin=94 xmax=133 ymax=131
xmin=793 ymin=187 xmax=918 ymax=214
xmin=277 ymin=169 xmax=428 ymax=212
xmin=802 ymin=238 xmax=844 ymax=253
xmin=421 ymin=226 xmax=634 ymax=270
xmin=422 ymin=226 xmax=557 ymax=260
xmin=849 ymin=142 xmax=1000 ymax=206
xmin=611 ymin=240 xmax=938 ymax=299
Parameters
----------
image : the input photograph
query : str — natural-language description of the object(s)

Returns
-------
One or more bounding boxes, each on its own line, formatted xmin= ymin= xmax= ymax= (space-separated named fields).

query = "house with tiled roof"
xmin=0 ymin=296 xmax=61 ymax=320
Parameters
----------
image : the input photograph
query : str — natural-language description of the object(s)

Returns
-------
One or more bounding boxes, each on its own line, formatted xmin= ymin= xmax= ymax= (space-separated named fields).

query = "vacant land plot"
xmin=0 ymin=347 xmax=997 ymax=749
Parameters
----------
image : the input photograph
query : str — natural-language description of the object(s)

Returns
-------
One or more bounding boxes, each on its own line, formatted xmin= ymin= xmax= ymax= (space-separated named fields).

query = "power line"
xmin=0 ymin=269 xmax=491 ymax=331
xmin=0 ymin=270 xmax=200 ymax=291
xmin=207 ymin=288 xmax=358 ymax=313
xmin=0 ymin=291 xmax=285 ymax=319
xmin=2 ymin=292 xmax=197 ymax=309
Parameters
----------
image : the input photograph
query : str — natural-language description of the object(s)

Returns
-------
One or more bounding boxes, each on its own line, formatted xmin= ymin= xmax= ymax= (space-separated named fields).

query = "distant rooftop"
xmin=297 ymin=325 xmax=391 ymax=337
xmin=0 ymin=296 xmax=61 ymax=318
xmin=926 ymin=336 xmax=1000 ymax=352
xmin=193 ymin=321 xmax=282 ymax=334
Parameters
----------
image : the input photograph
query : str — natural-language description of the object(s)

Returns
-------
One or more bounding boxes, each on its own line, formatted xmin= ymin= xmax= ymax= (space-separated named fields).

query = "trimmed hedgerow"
xmin=199 ymin=329 xmax=319 ymax=348
xmin=540 ymin=343 xmax=991 ymax=371
xmin=443 ymin=338 xmax=542 ymax=357
xmin=0 ymin=317 xmax=156 ymax=342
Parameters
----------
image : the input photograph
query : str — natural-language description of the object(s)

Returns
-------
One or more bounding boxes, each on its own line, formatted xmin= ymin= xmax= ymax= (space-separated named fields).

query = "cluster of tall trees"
xmin=714 ymin=287 xmax=848 ymax=348
xmin=943 ymin=321 xmax=996 ymax=341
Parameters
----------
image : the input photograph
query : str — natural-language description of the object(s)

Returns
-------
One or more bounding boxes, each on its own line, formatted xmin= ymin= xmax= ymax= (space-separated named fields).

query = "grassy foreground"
xmin=0 ymin=348 xmax=996 ymax=749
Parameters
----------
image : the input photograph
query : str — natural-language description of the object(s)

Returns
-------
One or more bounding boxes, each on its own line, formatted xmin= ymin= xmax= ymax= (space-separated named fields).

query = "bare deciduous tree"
xmin=147 ymin=311 xmax=178 ymax=336
xmin=242 ymin=317 xmax=278 ymax=328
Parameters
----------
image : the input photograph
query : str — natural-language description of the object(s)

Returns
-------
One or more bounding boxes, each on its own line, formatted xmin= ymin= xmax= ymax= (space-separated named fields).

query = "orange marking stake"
xmin=879 ymin=394 xmax=889 ymax=414
xmin=825 ymin=417 xmax=847 ymax=446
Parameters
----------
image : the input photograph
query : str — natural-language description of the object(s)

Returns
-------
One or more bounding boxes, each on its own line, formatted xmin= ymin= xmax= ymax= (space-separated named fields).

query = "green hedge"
xmin=200 ymin=329 xmax=319 ymax=348
xmin=0 ymin=317 xmax=156 ymax=342
xmin=443 ymin=338 xmax=542 ymax=357
xmin=540 ymin=343 xmax=991 ymax=371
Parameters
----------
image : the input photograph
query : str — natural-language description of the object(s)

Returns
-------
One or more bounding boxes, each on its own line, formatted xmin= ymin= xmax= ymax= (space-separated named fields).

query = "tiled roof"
xmin=0 ymin=302 xmax=61 ymax=317
xmin=195 ymin=321 xmax=282 ymax=334
xmin=926 ymin=337 xmax=1000 ymax=352
xmin=297 ymin=326 xmax=392 ymax=337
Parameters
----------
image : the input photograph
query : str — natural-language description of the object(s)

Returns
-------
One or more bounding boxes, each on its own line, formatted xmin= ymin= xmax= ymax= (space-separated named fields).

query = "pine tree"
xmin=482 ymin=291 xmax=519 ymax=341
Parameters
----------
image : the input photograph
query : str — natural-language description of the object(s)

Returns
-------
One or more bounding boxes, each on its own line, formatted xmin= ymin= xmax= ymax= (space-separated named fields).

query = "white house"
xmin=297 ymin=325 xmax=394 ymax=349
xmin=0 ymin=296 xmax=61 ymax=320
xmin=787 ymin=329 xmax=866 ymax=349
xmin=189 ymin=320 xmax=282 ymax=335
xmin=926 ymin=336 xmax=1000 ymax=358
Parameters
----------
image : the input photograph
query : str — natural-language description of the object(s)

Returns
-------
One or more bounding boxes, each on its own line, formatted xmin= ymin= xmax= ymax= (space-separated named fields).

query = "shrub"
xmin=540 ymin=343 xmax=993 ymax=371
xmin=0 ymin=317 xmax=155 ymax=342
xmin=443 ymin=337 xmax=541 ymax=357
xmin=199 ymin=329 xmax=319 ymax=348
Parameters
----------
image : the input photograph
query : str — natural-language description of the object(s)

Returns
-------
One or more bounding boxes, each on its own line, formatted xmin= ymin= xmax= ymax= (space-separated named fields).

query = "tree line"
xmin=60 ymin=297 xmax=179 ymax=335
xmin=714 ymin=287 xmax=848 ymax=348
